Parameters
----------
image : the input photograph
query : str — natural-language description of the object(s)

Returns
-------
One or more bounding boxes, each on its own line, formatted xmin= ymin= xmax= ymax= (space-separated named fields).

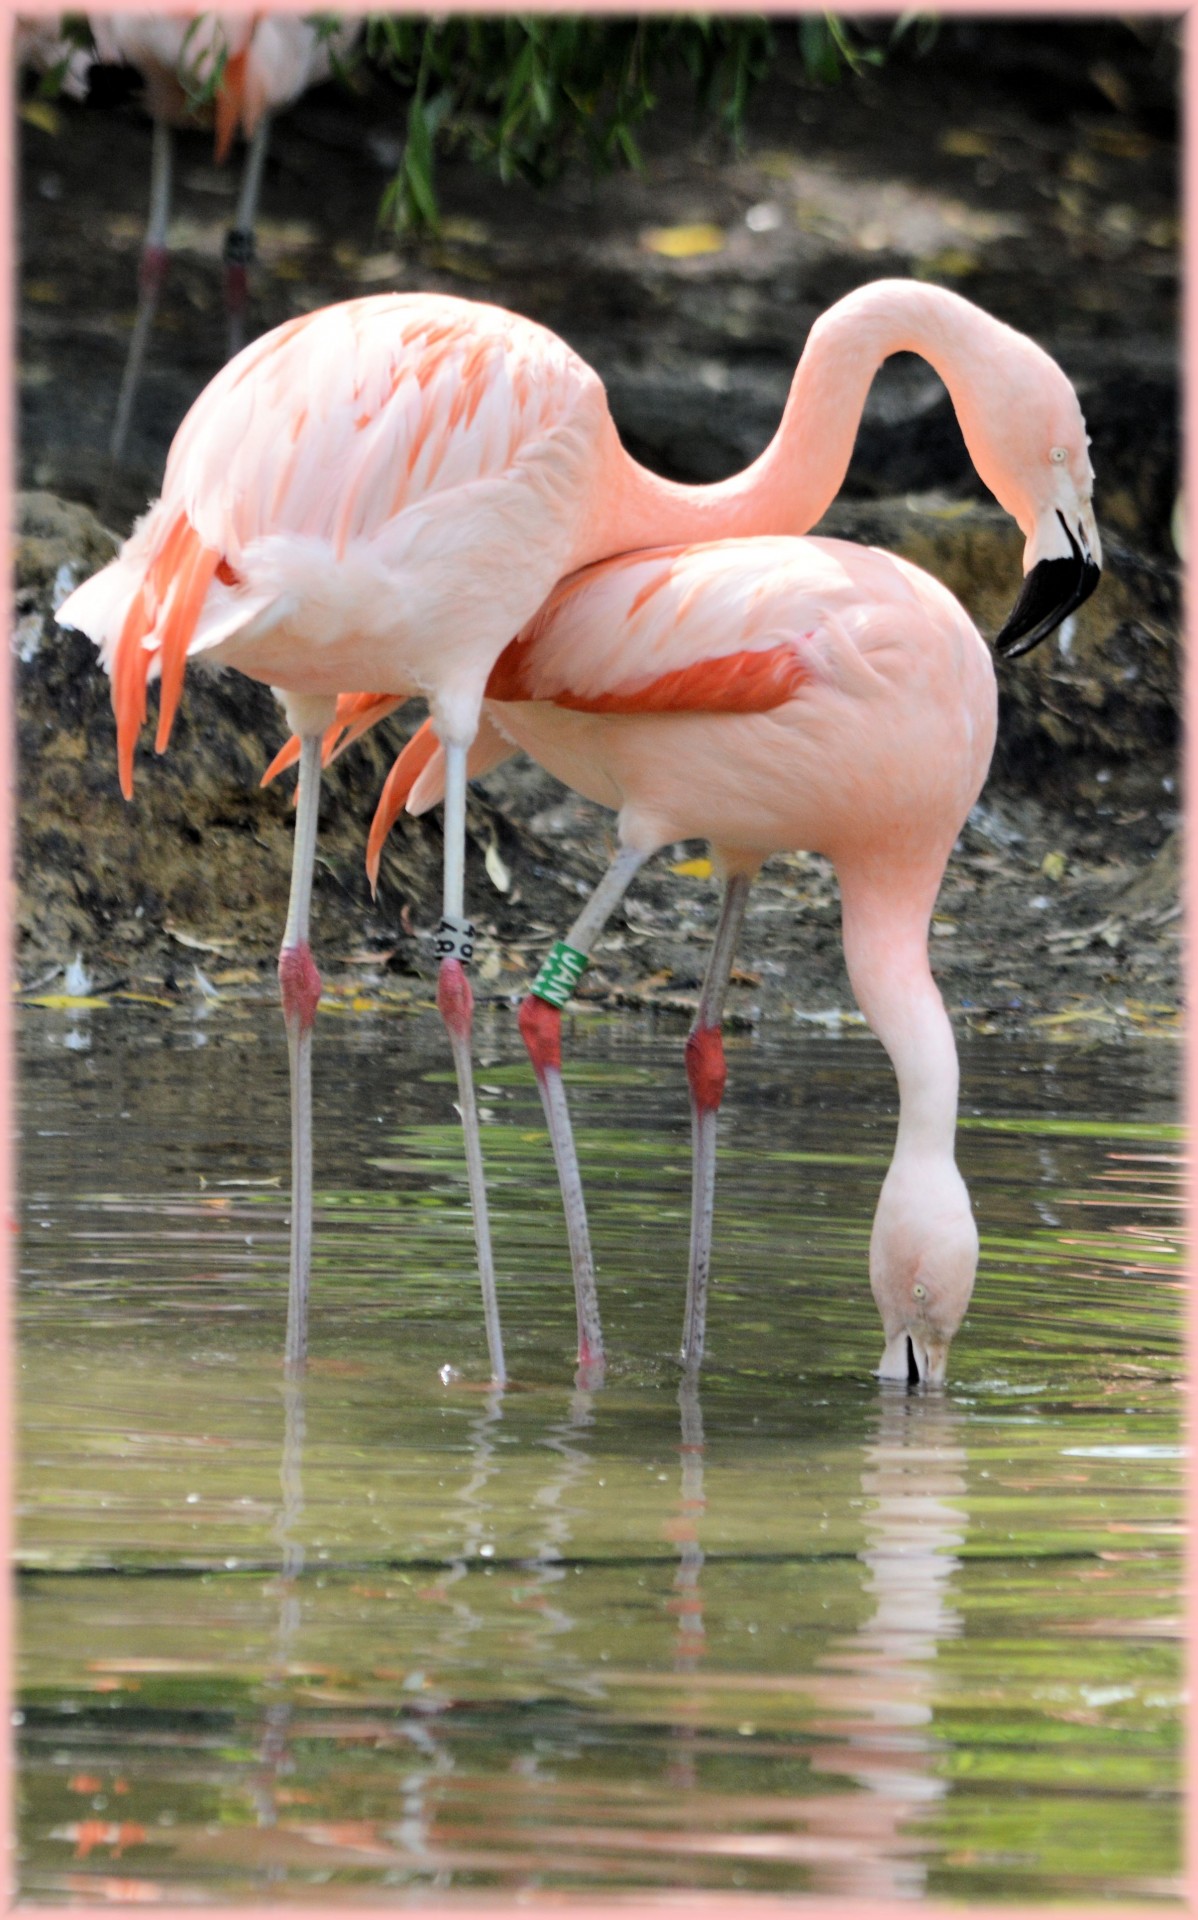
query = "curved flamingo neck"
xmin=583 ymin=280 xmax=1008 ymax=561
xmin=837 ymin=860 xmax=961 ymax=1167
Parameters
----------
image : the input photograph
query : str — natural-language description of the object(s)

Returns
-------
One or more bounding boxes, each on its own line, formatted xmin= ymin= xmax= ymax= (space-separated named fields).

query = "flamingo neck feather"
xmin=838 ymin=862 xmax=961 ymax=1168
xmin=586 ymin=280 xmax=1013 ymax=558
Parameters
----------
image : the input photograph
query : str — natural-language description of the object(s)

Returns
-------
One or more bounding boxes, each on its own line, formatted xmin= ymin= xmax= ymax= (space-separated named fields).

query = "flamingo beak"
xmin=876 ymin=1330 xmax=949 ymax=1388
xmin=996 ymin=508 xmax=1102 ymax=659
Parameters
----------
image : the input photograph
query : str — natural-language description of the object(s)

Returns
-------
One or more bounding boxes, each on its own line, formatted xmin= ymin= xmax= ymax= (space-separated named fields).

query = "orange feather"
xmin=154 ymin=536 xmax=219 ymax=754
xmin=260 ymin=692 xmax=406 ymax=789
xmin=324 ymin=692 xmax=405 ymax=764
xmin=111 ymin=512 xmax=220 ymax=795
xmin=365 ymin=721 xmax=440 ymax=895
xmin=485 ymin=639 xmax=807 ymax=716
xmin=213 ymin=44 xmax=249 ymax=165
xmin=260 ymin=734 xmax=302 ymax=787
xmin=112 ymin=583 xmax=153 ymax=801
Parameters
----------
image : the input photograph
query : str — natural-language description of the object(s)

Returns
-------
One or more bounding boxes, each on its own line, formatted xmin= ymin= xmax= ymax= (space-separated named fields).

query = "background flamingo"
xmin=15 ymin=15 xmax=91 ymax=97
xmin=358 ymin=518 xmax=1099 ymax=1383
xmin=90 ymin=13 xmax=359 ymax=464
xmin=59 ymin=279 xmax=1097 ymax=1386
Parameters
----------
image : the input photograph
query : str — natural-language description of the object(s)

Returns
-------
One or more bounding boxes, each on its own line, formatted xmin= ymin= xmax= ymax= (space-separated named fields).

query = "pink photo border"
xmin=3 ymin=0 xmax=1190 ymax=1913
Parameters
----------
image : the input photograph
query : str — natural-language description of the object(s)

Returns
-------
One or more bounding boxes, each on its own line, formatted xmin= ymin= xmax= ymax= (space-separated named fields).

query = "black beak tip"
xmin=995 ymin=515 xmax=1102 ymax=660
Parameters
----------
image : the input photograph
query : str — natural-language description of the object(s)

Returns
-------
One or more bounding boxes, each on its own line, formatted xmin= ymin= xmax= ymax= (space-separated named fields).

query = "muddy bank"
xmin=15 ymin=22 xmax=1180 ymax=1035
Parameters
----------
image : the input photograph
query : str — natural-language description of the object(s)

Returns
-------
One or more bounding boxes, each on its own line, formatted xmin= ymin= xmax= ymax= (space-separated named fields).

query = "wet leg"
xmin=519 ymin=844 xmax=647 ymax=1383
xmin=278 ymin=734 xmax=324 ymax=1368
xmin=681 ymin=873 xmax=752 ymax=1376
xmin=438 ymin=740 xmax=505 ymax=1386
xmin=223 ymin=116 xmax=270 ymax=359
xmin=109 ymin=118 xmax=172 ymax=467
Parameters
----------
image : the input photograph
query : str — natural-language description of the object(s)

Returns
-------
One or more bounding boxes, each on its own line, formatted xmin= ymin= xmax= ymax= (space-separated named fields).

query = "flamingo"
xmin=90 ymin=12 xmax=359 ymax=464
xmin=348 ymin=522 xmax=1097 ymax=1386
xmin=15 ymin=16 xmax=92 ymax=98
xmin=57 ymin=279 xmax=1099 ymax=1386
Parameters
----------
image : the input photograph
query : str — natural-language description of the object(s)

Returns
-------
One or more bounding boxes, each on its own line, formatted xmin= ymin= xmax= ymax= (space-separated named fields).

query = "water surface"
xmin=17 ymin=1001 xmax=1184 ymax=1903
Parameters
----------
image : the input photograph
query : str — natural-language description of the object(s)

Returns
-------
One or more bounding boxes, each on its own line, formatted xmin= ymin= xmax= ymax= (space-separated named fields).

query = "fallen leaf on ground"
xmin=641 ymin=223 xmax=724 ymax=258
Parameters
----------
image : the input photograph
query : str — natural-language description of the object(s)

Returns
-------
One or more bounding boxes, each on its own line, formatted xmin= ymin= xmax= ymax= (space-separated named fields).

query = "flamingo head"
xmin=956 ymin=336 xmax=1102 ymax=658
xmin=869 ymin=1157 xmax=978 ymax=1389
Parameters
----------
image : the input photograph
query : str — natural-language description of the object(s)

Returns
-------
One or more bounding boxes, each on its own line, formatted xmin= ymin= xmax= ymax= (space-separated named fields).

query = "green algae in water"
xmin=16 ymin=1007 xmax=1183 ymax=1902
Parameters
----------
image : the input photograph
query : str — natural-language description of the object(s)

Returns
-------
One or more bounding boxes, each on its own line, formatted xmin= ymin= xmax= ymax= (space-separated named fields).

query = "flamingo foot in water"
xmin=519 ymin=993 xmax=605 ymax=1385
xmin=278 ymin=938 xmax=321 ymax=1370
xmin=681 ymin=1022 xmax=727 ymax=1377
xmin=439 ymin=957 xmax=506 ymax=1387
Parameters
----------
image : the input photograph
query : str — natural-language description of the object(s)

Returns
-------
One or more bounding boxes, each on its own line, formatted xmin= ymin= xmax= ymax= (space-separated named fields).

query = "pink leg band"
xmin=278 ymin=941 xmax=321 ymax=1034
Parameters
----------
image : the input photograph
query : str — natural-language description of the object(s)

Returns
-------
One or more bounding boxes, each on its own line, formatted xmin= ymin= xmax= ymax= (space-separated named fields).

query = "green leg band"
xmin=531 ymin=940 xmax=590 ymax=1009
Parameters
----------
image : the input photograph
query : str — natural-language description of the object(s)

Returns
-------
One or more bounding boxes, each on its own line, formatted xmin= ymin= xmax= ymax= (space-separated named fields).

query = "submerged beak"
xmin=876 ymin=1331 xmax=949 ymax=1389
xmin=996 ymin=508 xmax=1102 ymax=659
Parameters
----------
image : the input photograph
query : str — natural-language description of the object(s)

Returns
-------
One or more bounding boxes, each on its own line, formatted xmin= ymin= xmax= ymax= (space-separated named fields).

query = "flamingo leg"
xmin=224 ymin=115 xmax=271 ymax=359
xmin=278 ymin=732 xmax=323 ymax=1368
xmin=519 ymin=843 xmax=647 ymax=1384
xmin=680 ymin=872 xmax=752 ymax=1376
xmin=438 ymin=740 xmax=505 ymax=1387
xmin=109 ymin=117 xmax=173 ymax=467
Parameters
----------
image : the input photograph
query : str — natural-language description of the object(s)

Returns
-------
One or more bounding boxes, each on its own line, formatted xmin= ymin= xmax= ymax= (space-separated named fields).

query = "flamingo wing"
xmin=163 ymin=296 xmax=603 ymax=563
xmin=487 ymin=538 xmax=830 ymax=712
xmin=57 ymin=295 xmax=608 ymax=797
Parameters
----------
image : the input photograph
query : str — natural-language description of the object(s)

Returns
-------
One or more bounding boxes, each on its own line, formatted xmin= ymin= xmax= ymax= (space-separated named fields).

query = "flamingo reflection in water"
xmin=330 ymin=1384 xmax=599 ymax=1885
xmin=662 ymin=1383 xmax=708 ymax=1794
xmin=215 ymin=1365 xmax=968 ymax=1892
xmin=246 ymin=1368 xmax=305 ymax=1854
xmin=802 ymin=1389 xmax=968 ymax=1897
xmin=652 ymin=1383 xmax=966 ymax=1893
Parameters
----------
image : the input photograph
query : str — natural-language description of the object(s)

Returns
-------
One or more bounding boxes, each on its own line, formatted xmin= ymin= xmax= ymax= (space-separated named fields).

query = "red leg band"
xmin=224 ymin=261 xmax=248 ymax=315
xmin=278 ymin=941 xmax=321 ymax=1035
xmin=686 ymin=1024 xmax=727 ymax=1115
xmin=437 ymin=957 xmax=473 ymax=1040
xmin=519 ymin=994 xmax=562 ymax=1076
xmin=139 ymin=244 xmax=169 ymax=296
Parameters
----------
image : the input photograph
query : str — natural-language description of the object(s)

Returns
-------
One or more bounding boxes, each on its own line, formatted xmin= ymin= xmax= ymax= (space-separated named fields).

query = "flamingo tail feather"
xmin=366 ymin=722 xmax=441 ymax=897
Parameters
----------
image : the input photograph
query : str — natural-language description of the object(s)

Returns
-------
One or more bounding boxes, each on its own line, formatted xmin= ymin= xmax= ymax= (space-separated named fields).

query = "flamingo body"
xmin=370 ymin=534 xmax=999 ymax=1383
xmin=468 ymin=537 xmax=995 ymax=867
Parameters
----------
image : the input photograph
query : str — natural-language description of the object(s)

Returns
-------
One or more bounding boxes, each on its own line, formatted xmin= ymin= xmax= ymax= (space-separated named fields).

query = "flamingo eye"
xmin=1050 ymin=446 xmax=1068 ymax=464
xmin=912 ymin=1282 xmax=927 ymax=1300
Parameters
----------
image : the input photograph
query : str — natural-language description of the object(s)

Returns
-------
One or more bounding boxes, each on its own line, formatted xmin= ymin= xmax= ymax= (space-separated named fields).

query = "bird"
xmin=355 ymin=526 xmax=1080 ymax=1387
xmin=58 ymin=278 xmax=1099 ymax=1387
xmin=15 ymin=16 xmax=92 ymax=98
xmin=89 ymin=12 xmax=359 ymax=465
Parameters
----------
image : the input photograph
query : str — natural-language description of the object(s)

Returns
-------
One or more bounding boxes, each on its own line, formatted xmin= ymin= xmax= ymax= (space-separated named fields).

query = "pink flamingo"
xmin=58 ymin=280 xmax=1098 ymax=1384
xmin=15 ymin=16 xmax=92 ymax=97
xmin=358 ymin=526 xmax=1095 ymax=1386
xmin=91 ymin=12 xmax=358 ymax=463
